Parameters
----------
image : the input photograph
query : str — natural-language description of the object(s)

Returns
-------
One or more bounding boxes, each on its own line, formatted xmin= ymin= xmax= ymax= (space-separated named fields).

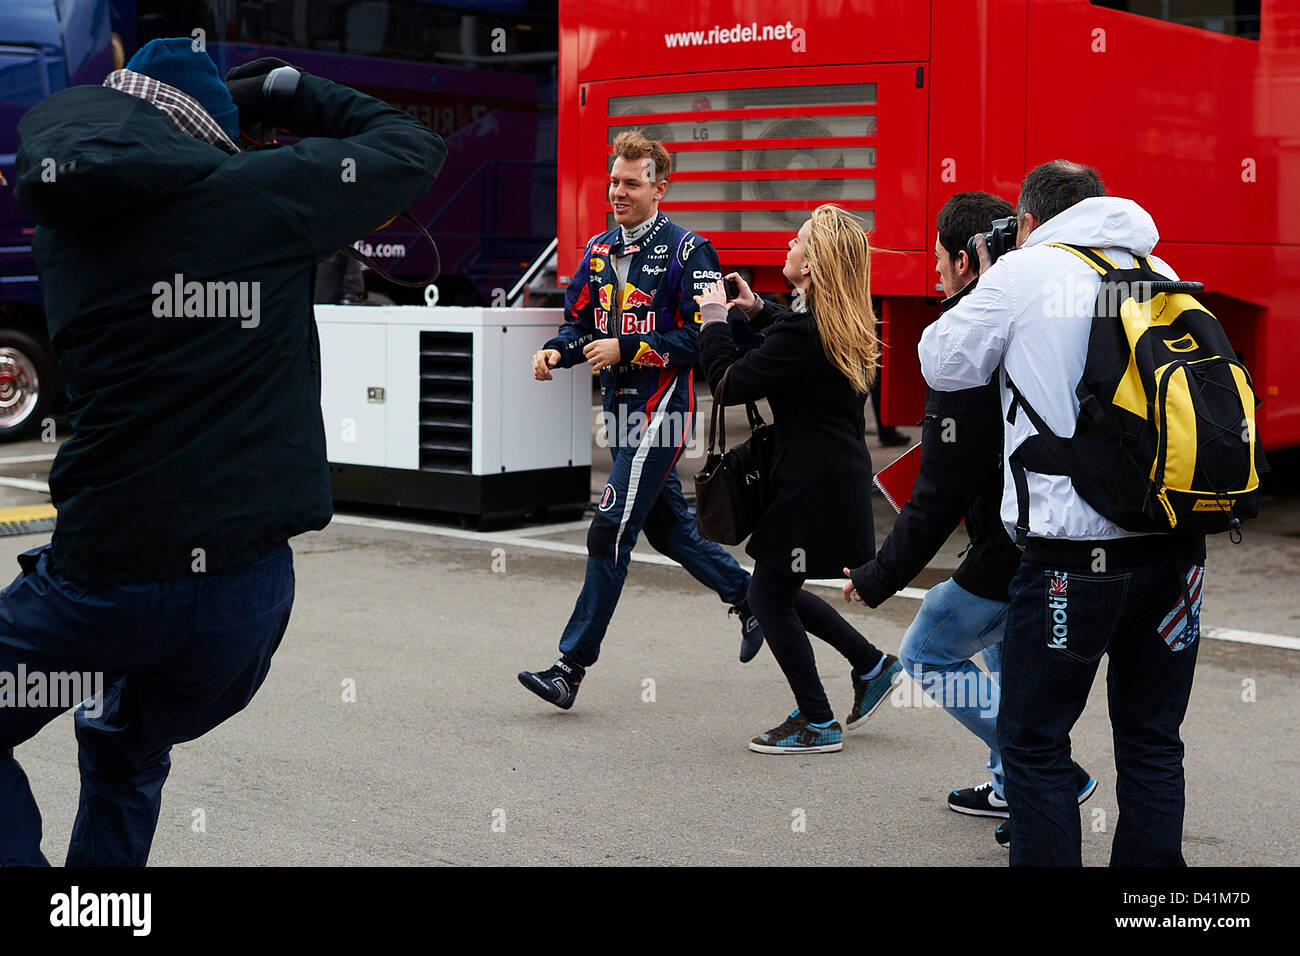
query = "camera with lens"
xmin=966 ymin=216 xmax=1019 ymax=273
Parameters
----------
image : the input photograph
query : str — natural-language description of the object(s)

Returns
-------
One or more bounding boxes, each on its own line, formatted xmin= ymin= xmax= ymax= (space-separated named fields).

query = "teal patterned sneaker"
xmin=749 ymin=710 xmax=843 ymax=754
xmin=846 ymin=653 xmax=903 ymax=730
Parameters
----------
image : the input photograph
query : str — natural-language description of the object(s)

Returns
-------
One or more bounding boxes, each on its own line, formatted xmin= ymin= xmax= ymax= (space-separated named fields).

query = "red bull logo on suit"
xmin=631 ymin=342 xmax=669 ymax=367
xmin=623 ymin=286 xmax=655 ymax=308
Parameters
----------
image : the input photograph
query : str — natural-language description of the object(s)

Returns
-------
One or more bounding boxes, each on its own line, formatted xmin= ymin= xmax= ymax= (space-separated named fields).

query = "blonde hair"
xmin=610 ymin=129 xmax=672 ymax=182
xmin=804 ymin=204 xmax=879 ymax=393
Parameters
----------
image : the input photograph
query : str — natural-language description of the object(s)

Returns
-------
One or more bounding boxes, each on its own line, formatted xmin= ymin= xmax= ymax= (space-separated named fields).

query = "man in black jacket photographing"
xmin=1 ymin=38 xmax=445 ymax=866
xmin=844 ymin=192 xmax=1095 ymax=844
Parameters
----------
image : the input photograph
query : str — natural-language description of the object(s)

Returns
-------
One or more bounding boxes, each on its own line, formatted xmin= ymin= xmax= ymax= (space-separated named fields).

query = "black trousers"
xmin=999 ymin=537 xmax=1204 ymax=866
xmin=747 ymin=561 xmax=883 ymax=723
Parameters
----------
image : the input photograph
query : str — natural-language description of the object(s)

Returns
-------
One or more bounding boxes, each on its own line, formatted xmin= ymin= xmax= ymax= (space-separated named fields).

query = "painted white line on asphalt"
xmin=0 ymin=475 xmax=51 ymax=493
xmin=340 ymin=512 xmax=933 ymax=598
xmin=2 ymin=490 xmax=1281 ymax=650
xmin=1201 ymin=627 xmax=1300 ymax=652
xmin=0 ymin=453 xmax=57 ymax=464
xmin=333 ymin=511 xmax=688 ymax=567
xmin=333 ymin=512 xmax=1295 ymax=651
xmin=510 ymin=519 xmax=594 ymax=537
xmin=334 ymin=513 xmax=970 ymax=603
xmin=803 ymin=578 xmax=930 ymax=602
xmin=0 ymin=494 xmax=1284 ymax=650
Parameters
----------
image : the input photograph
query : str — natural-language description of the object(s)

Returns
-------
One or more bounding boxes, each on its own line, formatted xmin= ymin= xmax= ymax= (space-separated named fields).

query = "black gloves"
xmin=225 ymin=58 xmax=308 ymax=138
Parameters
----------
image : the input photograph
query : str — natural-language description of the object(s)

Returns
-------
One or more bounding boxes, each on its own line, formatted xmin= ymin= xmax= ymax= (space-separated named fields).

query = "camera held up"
xmin=966 ymin=215 xmax=1019 ymax=273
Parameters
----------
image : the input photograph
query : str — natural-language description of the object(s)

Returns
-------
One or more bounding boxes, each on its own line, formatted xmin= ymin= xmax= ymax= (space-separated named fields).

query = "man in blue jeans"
xmin=847 ymin=193 xmax=1095 ymax=842
xmin=0 ymin=544 xmax=295 ymax=865
xmin=3 ymin=40 xmax=444 ymax=864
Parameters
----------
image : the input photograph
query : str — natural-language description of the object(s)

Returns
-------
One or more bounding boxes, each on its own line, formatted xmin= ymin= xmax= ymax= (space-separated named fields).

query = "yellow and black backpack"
xmin=1006 ymin=243 xmax=1265 ymax=545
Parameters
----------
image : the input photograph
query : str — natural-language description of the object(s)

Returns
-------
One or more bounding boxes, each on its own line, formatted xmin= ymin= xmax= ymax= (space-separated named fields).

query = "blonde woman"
xmin=697 ymin=204 xmax=902 ymax=752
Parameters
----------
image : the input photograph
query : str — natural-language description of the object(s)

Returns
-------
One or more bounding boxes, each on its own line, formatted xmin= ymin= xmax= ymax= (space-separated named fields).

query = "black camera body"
xmin=966 ymin=216 xmax=1019 ymax=273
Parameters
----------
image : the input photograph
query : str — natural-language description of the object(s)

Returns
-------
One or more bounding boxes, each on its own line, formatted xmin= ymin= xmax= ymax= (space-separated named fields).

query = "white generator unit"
xmin=315 ymin=305 xmax=592 ymax=525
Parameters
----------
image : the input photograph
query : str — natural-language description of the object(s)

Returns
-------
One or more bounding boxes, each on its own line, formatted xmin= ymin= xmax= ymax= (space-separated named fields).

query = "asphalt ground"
xmin=2 ymin=394 xmax=1297 ymax=867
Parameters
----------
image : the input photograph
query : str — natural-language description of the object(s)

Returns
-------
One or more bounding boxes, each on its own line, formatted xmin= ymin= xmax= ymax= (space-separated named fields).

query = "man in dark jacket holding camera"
xmin=845 ymin=193 xmax=1095 ymax=842
xmin=2 ymin=38 xmax=444 ymax=866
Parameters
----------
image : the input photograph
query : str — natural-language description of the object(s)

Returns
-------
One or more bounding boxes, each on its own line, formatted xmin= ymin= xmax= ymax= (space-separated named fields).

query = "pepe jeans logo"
xmin=1047 ymin=571 xmax=1069 ymax=650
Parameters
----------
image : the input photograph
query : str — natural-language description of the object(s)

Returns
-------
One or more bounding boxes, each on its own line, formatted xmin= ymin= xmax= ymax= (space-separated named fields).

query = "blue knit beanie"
xmin=125 ymin=38 xmax=240 ymax=140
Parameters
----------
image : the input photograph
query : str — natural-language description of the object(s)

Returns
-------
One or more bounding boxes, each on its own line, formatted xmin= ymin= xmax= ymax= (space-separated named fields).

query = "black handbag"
xmin=693 ymin=371 xmax=774 ymax=545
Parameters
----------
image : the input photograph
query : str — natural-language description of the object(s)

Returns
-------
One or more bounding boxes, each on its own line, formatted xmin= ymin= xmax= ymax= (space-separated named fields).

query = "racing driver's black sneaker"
xmin=518 ymin=657 xmax=585 ymax=710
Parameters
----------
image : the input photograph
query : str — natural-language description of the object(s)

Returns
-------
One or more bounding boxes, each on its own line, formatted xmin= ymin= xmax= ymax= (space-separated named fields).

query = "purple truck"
xmin=0 ymin=0 xmax=557 ymax=439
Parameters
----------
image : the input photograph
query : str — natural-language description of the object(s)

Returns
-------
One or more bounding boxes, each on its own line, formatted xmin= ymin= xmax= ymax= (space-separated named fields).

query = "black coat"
xmin=847 ymin=276 xmax=1021 ymax=606
xmin=699 ymin=300 xmax=874 ymax=578
xmin=849 ymin=381 xmax=1021 ymax=606
xmin=15 ymin=75 xmax=445 ymax=583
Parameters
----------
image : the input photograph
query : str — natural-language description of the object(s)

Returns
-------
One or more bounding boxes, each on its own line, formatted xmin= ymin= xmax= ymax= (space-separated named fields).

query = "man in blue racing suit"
xmin=518 ymin=130 xmax=761 ymax=710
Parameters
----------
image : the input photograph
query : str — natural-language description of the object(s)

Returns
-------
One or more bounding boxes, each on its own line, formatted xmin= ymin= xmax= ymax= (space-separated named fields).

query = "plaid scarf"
xmin=103 ymin=68 xmax=240 ymax=154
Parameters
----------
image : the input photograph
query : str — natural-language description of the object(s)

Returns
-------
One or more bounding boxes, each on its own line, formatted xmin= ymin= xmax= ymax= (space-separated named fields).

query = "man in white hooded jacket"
xmin=919 ymin=160 xmax=1205 ymax=867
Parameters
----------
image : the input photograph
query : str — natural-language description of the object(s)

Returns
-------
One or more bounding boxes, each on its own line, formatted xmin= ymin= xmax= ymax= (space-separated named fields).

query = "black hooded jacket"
xmin=849 ymin=279 xmax=1021 ymax=606
xmin=15 ymin=74 xmax=445 ymax=583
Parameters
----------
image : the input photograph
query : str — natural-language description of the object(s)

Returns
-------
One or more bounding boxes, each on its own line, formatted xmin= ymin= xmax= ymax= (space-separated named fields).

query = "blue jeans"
xmin=899 ymin=578 xmax=1007 ymax=795
xmin=0 ymin=543 xmax=294 ymax=866
xmin=559 ymin=391 xmax=750 ymax=667
xmin=998 ymin=551 xmax=1202 ymax=866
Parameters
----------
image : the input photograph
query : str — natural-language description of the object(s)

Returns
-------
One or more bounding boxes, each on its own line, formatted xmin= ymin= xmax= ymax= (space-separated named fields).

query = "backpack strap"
xmin=1044 ymin=242 xmax=1117 ymax=275
xmin=1005 ymin=372 xmax=1074 ymax=547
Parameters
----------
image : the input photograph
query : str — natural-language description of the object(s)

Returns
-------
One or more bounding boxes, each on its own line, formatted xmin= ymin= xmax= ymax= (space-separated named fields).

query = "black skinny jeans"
xmin=747 ymin=562 xmax=884 ymax=723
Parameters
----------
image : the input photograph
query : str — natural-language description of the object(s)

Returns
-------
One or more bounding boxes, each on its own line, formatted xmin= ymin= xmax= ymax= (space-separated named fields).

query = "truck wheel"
xmin=0 ymin=331 xmax=53 ymax=443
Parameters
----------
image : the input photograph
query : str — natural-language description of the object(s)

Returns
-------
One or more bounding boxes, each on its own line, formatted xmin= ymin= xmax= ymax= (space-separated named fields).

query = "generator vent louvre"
xmin=419 ymin=331 xmax=473 ymax=474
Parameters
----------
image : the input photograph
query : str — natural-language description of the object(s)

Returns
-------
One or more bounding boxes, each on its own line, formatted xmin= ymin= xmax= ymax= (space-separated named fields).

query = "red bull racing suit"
xmin=542 ymin=213 xmax=750 ymax=665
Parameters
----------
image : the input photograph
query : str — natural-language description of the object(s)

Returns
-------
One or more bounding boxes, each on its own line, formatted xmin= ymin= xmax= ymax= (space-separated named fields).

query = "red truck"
xmin=558 ymin=0 xmax=1299 ymax=450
